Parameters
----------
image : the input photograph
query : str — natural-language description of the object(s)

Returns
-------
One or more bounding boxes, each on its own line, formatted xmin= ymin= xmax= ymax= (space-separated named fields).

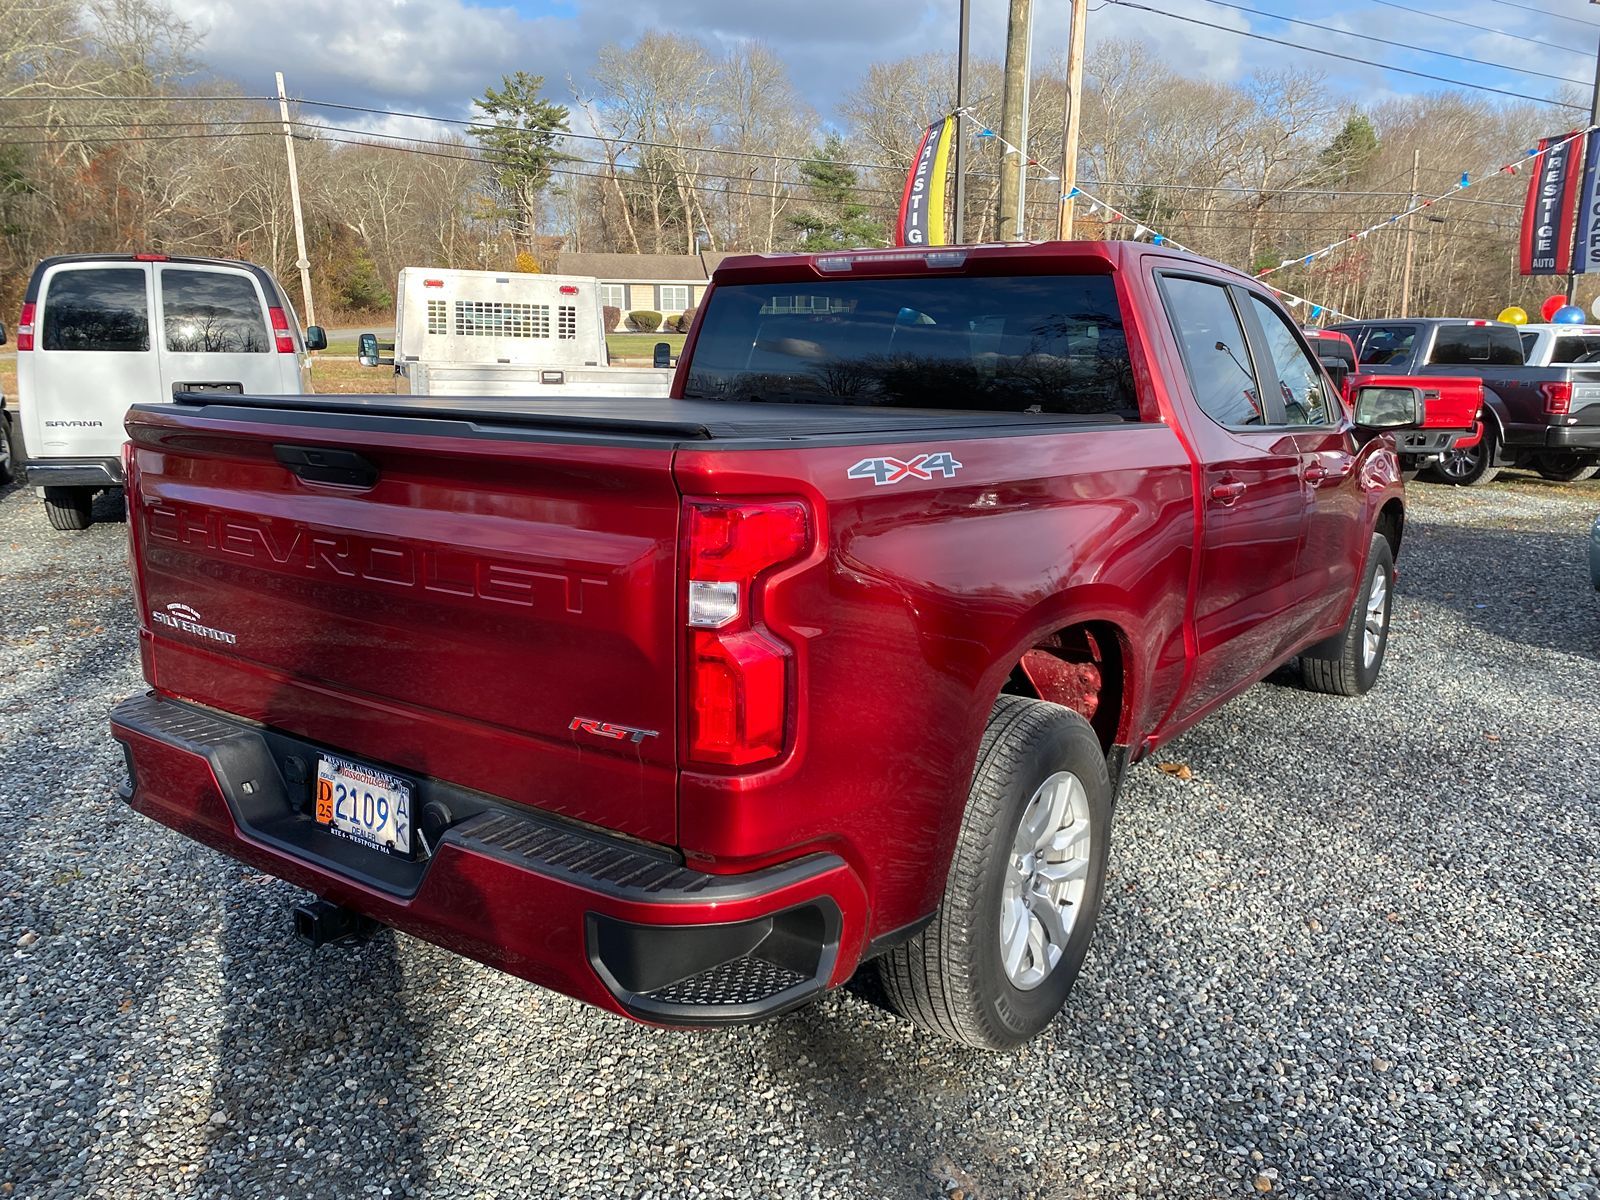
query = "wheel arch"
xmin=992 ymin=614 xmax=1136 ymax=754
xmin=1375 ymin=497 xmax=1404 ymax=560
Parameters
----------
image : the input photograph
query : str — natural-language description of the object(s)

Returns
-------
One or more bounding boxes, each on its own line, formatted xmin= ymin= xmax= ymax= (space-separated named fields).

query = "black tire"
xmin=1534 ymin=454 xmax=1600 ymax=483
xmin=1430 ymin=425 xmax=1500 ymax=486
xmin=0 ymin=413 xmax=13 ymax=486
xmin=878 ymin=695 xmax=1113 ymax=1050
xmin=1300 ymin=534 xmax=1394 ymax=697
xmin=43 ymin=487 xmax=94 ymax=531
xmin=3 ymin=412 xmax=23 ymax=486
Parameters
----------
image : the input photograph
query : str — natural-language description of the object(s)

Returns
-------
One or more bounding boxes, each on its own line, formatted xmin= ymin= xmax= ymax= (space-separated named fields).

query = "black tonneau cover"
xmin=162 ymin=392 xmax=1131 ymax=446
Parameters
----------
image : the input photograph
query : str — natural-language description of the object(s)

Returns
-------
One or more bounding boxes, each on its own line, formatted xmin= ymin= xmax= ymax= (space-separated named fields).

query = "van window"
xmin=1430 ymin=325 xmax=1523 ymax=366
xmin=41 ymin=268 xmax=149 ymax=352
xmin=683 ymin=274 xmax=1139 ymax=417
xmin=162 ymin=270 xmax=270 ymax=353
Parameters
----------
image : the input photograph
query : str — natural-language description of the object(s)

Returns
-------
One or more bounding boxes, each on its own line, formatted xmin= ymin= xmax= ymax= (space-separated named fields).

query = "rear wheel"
xmin=1534 ymin=454 xmax=1600 ymax=483
xmin=1430 ymin=426 xmax=1500 ymax=486
xmin=0 ymin=413 xmax=12 ymax=485
xmin=3 ymin=413 xmax=22 ymax=485
xmin=43 ymin=487 xmax=94 ymax=531
xmin=878 ymin=695 xmax=1112 ymax=1050
xmin=1300 ymin=534 xmax=1394 ymax=697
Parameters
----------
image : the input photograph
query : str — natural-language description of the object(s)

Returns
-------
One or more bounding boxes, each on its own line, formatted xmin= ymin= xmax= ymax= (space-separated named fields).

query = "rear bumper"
xmin=24 ymin=456 xmax=123 ymax=488
xmin=1394 ymin=426 xmax=1477 ymax=456
xmin=110 ymin=692 xmax=868 ymax=1026
xmin=1545 ymin=424 xmax=1600 ymax=452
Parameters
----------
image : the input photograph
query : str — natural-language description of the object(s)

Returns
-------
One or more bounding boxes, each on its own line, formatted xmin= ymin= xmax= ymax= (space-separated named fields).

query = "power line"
xmin=1104 ymin=0 xmax=1587 ymax=108
xmin=1367 ymin=0 xmax=1591 ymax=57
xmin=0 ymin=92 xmax=274 ymax=102
xmin=0 ymin=130 xmax=277 ymax=146
xmin=1187 ymin=0 xmax=1590 ymax=87
xmin=1481 ymin=0 xmax=1600 ymax=25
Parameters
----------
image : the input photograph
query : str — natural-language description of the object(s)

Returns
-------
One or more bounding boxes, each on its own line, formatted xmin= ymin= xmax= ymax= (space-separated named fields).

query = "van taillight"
xmin=16 ymin=302 xmax=34 ymax=351
xmin=267 ymin=306 xmax=295 ymax=354
xmin=1541 ymin=381 xmax=1573 ymax=415
xmin=683 ymin=499 xmax=810 ymax=767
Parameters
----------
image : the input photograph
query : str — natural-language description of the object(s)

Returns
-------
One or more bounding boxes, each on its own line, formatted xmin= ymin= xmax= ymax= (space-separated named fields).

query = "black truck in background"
xmin=1332 ymin=317 xmax=1600 ymax=484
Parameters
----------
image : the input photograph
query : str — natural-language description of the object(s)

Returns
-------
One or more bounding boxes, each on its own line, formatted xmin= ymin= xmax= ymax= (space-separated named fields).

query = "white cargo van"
xmin=359 ymin=268 xmax=671 ymax=398
xmin=15 ymin=253 xmax=326 ymax=529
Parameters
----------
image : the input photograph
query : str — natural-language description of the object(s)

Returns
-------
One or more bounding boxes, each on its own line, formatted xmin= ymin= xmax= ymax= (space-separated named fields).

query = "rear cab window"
xmin=159 ymin=268 xmax=271 ymax=354
xmin=1428 ymin=324 xmax=1523 ymax=366
xmin=681 ymin=274 xmax=1140 ymax=419
xmin=1548 ymin=333 xmax=1600 ymax=363
xmin=41 ymin=267 xmax=150 ymax=352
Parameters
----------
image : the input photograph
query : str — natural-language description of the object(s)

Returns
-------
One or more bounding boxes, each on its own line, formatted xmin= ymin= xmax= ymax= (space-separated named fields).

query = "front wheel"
xmin=1300 ymin=534 xmax=1395 ymax=697
xmin=878 ymin=695 xmax=1112 ymax=1050
xmin=1429 ymin=426 xmax=1500 ymax=486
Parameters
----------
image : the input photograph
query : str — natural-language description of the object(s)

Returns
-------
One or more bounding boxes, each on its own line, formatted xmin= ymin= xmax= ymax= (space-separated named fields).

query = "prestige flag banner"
xmin=895 ymin=116 xmax=955 ymax=247
xmin=1573 ymin=129 xmax=1600 ymax=275
xmin=1520 ymin=131 xmax=1584 ymax=276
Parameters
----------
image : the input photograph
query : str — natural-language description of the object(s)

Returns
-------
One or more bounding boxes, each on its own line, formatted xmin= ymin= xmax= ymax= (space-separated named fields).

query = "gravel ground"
xmin=2 ymin=472 xmax=1598 ymax=1200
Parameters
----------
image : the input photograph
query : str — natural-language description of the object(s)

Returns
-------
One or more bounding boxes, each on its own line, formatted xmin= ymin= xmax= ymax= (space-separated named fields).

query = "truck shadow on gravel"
xmin=1389 ymin=521 xmax=1599 ymax=662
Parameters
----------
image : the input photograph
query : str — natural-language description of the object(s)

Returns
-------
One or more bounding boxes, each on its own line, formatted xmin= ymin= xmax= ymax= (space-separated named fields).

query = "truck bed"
xmin=168 ymin=392 xmax=1135 ymax=446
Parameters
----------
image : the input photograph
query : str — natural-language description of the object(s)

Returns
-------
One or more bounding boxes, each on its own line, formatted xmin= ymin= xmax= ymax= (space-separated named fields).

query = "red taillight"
xmin=683 ymin=499 xmax=810 ymax=767
xmin=267 ymin=306 xmax=295 ymax=354
xmin=16 ymin=302 xmax=34 ymax=351
xmin=1541 ymin=381 xmax=1573 ymax=415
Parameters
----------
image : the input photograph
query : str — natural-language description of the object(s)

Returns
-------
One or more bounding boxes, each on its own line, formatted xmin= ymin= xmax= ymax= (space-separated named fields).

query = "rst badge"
xmin=847 ymin=452 xmax=963 ymax=486
xmin=569 ymin=717 xmax=660 ymax=745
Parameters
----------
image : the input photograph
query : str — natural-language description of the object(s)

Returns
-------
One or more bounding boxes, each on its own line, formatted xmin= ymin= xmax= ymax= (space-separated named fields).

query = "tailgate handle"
xmin=273 ymin=445 xmax=379 ymax=489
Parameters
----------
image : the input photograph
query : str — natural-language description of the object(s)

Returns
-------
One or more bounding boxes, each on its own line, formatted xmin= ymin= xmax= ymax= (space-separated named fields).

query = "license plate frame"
xmin=313 ymin=754 xmax=413 ymax=857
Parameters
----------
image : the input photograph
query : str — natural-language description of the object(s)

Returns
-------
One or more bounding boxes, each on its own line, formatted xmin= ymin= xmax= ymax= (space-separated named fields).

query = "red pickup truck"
xmin=1302 ymin=327 xmax=1484 ymax=479
xmin=111 ymin=243 xmax=1414 ymax=1050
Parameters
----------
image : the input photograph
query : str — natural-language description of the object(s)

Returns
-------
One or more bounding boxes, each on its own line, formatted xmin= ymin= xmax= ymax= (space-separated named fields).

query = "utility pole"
xmin=953 ymin=0 xmax=971 ymax=244
xmin=1399 ymin=148 xmax=1420 ymax=317
xmin=1056 ymin=0 xmax=1089 ymax=239
xmin=276 ymin=72 xmax=316 ymax=329
xmin=997 ymin=0 xmax=1034 ymax=241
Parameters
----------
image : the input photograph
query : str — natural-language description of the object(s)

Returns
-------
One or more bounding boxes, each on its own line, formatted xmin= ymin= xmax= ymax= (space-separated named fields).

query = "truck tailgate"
xmin=124 ymin=400 xmax=681 ymax=844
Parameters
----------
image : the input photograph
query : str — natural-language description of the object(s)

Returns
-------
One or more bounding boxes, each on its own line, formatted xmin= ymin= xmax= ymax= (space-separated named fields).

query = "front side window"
xmin=41 ymin=268 xmax=149 ymax=352
xmin=1249 ymin=295 xmax=1332 ymax=425
xmin=1160 ymin=276 xmax=1262 ymax=427
xmin=161 ymin=269 xmax=269 ymax=353
xmin=682 ymin=273 xmax=1139 ymax=417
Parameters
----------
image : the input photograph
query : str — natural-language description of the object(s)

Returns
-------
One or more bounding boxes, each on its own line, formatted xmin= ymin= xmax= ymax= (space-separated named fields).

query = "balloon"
xmin=1497 ymin=305 xmax=1529 ymax=326
xmin=1589 ymin=295 xmax=1600 ymax=320
xmin=1554 ymin=304 xmax=1586 ymax=324
xmin=1542 ymin=294 xmax=1567 ymax=321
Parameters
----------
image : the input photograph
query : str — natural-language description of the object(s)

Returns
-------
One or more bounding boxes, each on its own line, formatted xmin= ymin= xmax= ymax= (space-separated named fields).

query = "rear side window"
xmin=682 ymin=274 xmax=1139 ymax=417
xmin=161 ymin=269 xmax=269 ymax=353
xmin=1430 ymin=325 xmax=1523 ymax=366
xmin=1549 ymin=334 xmax=1600 ymax=363
xmin=41 ymin=268 xmax=149 ymax=352
xmin=1160 ymin=276 xmax=1263 ymax=427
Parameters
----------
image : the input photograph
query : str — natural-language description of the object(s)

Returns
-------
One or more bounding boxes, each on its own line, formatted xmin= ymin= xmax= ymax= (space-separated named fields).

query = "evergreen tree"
xmin=788 ymin=135 xmax=886 ymax=250
xmin=470 ymin=72 xmax=570 ymax=248
xmin=1319 ymin=112 xmax=1380 ymax=184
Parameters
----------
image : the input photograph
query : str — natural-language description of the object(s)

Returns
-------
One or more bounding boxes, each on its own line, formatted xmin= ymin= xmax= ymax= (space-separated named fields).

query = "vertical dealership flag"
xmin=1574 ymin=129 xmax=1600 ymax=274
xmin=895 ymin=116 xmax=955 ymax=247
xmin=1519 ymin=131 xmax=1585 ymax=275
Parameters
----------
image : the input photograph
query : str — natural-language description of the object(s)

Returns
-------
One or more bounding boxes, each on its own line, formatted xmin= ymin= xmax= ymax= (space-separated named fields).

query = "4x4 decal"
xmin=847 ymin=452 xmax=963 ymax=486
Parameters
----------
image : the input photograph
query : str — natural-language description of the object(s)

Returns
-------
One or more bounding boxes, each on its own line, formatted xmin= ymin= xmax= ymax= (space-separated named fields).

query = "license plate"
xmin=314 ymin=754 xmax=412 ymax=856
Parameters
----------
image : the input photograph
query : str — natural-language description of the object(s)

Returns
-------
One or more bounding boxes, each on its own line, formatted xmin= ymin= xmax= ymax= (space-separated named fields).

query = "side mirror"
xmin=653 ymin=341 xmax=672 ymax=369
xmin=358 ymin=333 xmax=380 ymax=368
xmin=1352 ymin=384 xmax=1423 ymax=431
xmin=304 ymin=324 xmax=328 ymax=352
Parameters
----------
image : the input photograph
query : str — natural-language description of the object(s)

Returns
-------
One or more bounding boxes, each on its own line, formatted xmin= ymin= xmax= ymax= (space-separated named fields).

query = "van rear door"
xmin=24 ymin=263 xmax=159 ymax=461
xmin=154 ymin=264 xmax=295 ymax=398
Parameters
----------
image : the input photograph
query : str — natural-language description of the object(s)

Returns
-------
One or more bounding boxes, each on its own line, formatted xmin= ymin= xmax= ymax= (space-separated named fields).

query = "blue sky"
xmin=169 ymin=0 xmax=1597 ymax=130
